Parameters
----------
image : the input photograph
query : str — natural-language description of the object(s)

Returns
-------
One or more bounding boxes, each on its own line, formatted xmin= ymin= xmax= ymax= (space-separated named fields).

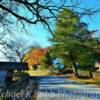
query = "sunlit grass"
xmin=68 ymin=72 xmax=100 ymax=87
xmin=28 ymin=69 xmax=50 ymax=76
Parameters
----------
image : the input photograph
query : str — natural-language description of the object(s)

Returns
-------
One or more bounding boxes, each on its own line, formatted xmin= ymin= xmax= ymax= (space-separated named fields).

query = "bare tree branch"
xmin=0 ymin=0 xmax=99 ymax=37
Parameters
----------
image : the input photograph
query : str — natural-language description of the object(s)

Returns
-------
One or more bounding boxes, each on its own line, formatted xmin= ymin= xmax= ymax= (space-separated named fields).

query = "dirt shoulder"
xmin=68 ymin=73 xmax=100 ymax=87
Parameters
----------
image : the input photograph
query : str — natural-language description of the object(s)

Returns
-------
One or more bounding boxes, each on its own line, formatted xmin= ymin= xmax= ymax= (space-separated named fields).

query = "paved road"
xmin=32 ymin=76 xmax=100 ymax=100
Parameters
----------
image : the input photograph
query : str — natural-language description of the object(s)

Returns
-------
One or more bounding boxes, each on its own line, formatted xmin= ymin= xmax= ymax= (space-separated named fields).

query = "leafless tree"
xmin=0 ymin=38 xmax=36 ymax=62
xmin=0 ymin=0 xmax=99 ymax=37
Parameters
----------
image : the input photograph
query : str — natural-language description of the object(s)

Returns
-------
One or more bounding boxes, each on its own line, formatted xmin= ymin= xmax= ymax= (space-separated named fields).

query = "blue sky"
xmin=0 ymin=0 xmax=100 ymax=61
xmin=31 ymin=0 xmax=100 ymax=47
xmin=12 ymin=0 xmax=100 ymax=48
xmin=81 ymin=0 xmax=100 ymax=30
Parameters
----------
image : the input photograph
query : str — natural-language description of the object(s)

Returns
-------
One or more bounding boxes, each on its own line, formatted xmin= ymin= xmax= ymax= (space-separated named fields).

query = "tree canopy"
xmin=50 ymin=8 xmax=99 ymax=77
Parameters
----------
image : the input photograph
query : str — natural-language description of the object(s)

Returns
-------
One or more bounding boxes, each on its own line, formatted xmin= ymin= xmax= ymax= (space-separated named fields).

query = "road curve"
xmin=31 ymin=76 xmax=100 ymax=100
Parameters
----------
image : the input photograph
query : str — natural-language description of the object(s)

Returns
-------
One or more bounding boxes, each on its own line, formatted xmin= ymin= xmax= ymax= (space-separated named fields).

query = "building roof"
xmin=0 ymin=62 xmax=28 ymax=70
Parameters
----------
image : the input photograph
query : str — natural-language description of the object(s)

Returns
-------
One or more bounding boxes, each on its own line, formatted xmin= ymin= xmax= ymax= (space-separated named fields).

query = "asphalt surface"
xmin=31 ymin=76 xmax=100 ymax=100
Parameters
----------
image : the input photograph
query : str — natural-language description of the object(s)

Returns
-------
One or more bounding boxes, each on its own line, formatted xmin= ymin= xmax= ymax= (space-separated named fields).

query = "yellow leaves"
xmin=23 ymin=48 xmax=48 ymax=66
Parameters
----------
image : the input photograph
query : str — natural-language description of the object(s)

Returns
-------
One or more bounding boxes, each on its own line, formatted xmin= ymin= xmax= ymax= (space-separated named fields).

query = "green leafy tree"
xmin=40 ymin=51 xmax=53 ymax=69
xmin=50 ymin=8 xmax=97 ymax=78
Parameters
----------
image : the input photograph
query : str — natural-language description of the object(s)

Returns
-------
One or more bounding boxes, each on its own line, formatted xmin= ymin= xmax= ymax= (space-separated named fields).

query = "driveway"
xmin=32 ymin=76 xmax=100 ymax=100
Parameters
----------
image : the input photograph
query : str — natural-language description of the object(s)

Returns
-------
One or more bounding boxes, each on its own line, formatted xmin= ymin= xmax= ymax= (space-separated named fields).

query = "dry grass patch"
xmin=28 ymin=69 xmax=50 ymax=76
xmin=68 ymin=72 xmax=100 ymax=87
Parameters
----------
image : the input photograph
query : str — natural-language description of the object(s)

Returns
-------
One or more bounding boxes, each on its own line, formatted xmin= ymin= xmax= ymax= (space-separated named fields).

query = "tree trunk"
xmin=89 ymin=71 xmax=93 ymax=78
xmin=72 ymin=62 xmax=80 ymax=77
xmin=70 ymin=54 xmax=79 ymax=77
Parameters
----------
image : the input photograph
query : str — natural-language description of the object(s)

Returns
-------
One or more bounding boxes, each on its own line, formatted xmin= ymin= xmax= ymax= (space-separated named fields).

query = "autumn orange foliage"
xmin=23 ymin=48 xmax=48 ymax=67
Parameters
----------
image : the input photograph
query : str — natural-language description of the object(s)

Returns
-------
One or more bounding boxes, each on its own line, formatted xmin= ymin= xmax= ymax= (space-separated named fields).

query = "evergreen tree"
xmin=50 ymin=8 xmax=97 ymax=78
xmin=40 ymin=51 xmax=53 ymax=69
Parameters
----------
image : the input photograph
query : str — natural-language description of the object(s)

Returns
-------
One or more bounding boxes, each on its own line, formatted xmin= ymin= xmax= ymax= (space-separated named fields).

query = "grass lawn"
xmin=68 ymin=72 xmax=100 ymax=87
xmin=28 ymin=69 xmax=50 ymax=76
